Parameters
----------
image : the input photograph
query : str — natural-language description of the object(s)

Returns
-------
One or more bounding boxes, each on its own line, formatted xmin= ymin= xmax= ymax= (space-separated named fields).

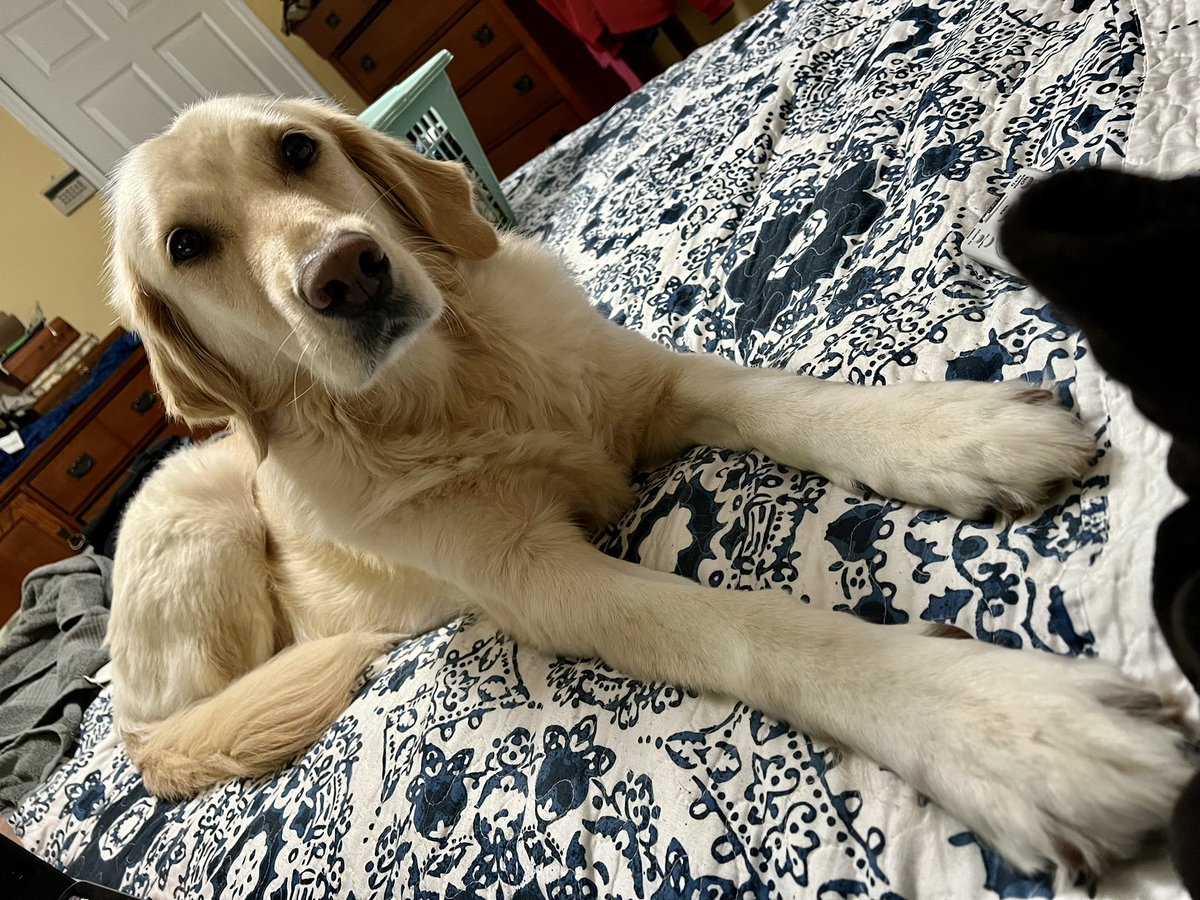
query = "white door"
xmin=0 ymin=0 xmax=325 ymax=185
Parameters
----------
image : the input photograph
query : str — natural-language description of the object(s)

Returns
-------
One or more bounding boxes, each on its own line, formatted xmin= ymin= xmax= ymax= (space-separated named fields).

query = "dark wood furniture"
xmin=293 ymin=0 xmax=628 ymax=176
xmin=0 ymin=332 xmax=201 ymax=621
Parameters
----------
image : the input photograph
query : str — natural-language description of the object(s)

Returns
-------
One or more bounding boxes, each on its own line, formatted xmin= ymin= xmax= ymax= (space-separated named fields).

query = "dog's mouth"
xmin=355 ymin=292 xmax=438 ymax=377
xmin=379 ymin=316 xmax=412 ymax=343
xmin=372 ymin=310 xmax=427 ymax=351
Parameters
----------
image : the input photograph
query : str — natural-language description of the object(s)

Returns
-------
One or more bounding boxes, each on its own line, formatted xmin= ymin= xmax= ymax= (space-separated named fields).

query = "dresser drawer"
xmin=31 ymin=421 xmax=131 ymax=517
xmin=0 ymin=492 xmax=78 ymax=620
xmin=342 ymin=0 xmax=473 ymax=96
xmin=442 ymin=0 xmax=518 ymax=91
xmin=488 ymin=101 xmax=582 ymax=177
xmin=460 ymin=50 xmax=560 ymax=148
xmin=103 ymin=365 xmax=165 ymax=448
xmin=294 ymin=1 xmax=366 ymax=57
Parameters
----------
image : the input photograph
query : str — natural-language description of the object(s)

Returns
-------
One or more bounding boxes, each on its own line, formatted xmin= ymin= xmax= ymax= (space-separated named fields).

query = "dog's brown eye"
xmin=167 ymin=228 xmax=209 ymax=264
xmin=281 ymin=131 xmax=317 ymax=171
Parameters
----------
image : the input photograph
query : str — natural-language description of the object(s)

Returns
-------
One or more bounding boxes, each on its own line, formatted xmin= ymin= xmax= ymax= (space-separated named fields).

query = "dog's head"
xmin=1000 ymin=167 xmax=1200 ymax=449
xmin=106 ymin=96 xmax=498 ymax=455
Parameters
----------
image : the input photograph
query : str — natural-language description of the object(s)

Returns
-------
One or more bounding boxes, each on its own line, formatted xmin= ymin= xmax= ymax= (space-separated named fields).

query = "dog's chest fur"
xmin=256 ymin=237 xmax=676 ymax=571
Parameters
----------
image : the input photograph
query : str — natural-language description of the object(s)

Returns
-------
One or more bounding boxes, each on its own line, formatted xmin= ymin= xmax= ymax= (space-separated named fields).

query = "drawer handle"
xmin=57 ymin=528 xmax=87 ymax=551
xmin=324 ymin=11 xmax=341 ymax=29
xmin=67 ymin=453 xmax=95 ymax=480
xmin=513 ymin=74 xmax=535 ymax=96
xmin=131 ymin=390 xmax=156 ymax=414
xmin=473 ymin=24 xmax=495 ymax=46
xmin=360 ymin=54 xmax=377 ymax=73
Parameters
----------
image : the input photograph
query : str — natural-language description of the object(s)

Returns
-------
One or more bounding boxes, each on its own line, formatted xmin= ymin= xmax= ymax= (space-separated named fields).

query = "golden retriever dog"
xmin=106 ymin=96 xmax=1193 ymax=876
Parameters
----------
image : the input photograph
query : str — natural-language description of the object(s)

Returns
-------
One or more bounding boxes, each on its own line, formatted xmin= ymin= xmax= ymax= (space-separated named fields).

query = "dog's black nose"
xmin=299 ymin=232 xmax=391 ymax=317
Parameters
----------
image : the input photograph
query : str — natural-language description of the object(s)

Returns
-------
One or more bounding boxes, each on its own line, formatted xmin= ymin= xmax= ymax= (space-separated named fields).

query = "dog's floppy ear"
xmin=120 ymin=271 xmax=268 ymax=462
xmin=325 ymin=112 xmax=499 ymax=261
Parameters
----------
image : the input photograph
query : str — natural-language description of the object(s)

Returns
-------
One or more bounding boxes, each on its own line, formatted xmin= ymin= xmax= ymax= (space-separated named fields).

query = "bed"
xmin=8 ymin=0 xmax=1200 ymax=896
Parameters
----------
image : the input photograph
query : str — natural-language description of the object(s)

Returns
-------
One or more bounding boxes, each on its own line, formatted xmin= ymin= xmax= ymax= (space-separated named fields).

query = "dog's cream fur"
xmin=105 ymin=96 xmax=1193 ymax=875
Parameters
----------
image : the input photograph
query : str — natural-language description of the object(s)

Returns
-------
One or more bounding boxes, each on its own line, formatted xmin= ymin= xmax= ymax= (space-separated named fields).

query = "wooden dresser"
xmin=0 ymin=332 xmax=201 ymax=621
xmin=293 ymin=0 xmax=628 ymax=176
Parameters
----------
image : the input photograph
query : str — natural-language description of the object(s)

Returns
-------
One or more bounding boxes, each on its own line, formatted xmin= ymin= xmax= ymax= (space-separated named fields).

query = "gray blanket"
xmin=0 ymin=554 xmax=110 ymax=812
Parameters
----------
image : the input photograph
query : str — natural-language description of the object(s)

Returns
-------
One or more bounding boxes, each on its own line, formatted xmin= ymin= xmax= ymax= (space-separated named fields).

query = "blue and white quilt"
xmin=11 ymin=0 xmax=1200 ymax=897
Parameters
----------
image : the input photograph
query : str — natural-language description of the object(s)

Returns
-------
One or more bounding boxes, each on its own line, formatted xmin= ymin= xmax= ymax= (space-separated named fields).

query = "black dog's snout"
xmin=299 ymin=232 xmax=392 ymax=317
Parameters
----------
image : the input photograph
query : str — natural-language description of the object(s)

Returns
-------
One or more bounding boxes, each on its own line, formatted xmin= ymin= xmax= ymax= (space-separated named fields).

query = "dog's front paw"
xmin=825 ymin=380 xmax=1093 ymax=519
xmin=911 ymin=649 xmax=1194 ymax=875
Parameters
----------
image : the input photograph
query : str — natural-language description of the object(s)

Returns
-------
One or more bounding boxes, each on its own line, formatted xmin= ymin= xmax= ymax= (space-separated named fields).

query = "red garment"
xmin=538 ymin=0 xmax=733 ymax=43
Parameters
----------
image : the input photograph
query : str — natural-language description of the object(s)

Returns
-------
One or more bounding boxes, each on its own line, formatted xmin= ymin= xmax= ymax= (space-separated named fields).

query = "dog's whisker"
xmin=289 ymin=379 xmax=318 ymax=407
xmin=363 ymin=176 xmax=411 ymax=218
xmin=268 ymin=324 xmax=301 ymax=369
xmin=405 ymin=226 xmax=492 ymax=262
xmin=407 ymin=242 xmax=473 ymax=305
xmin=342 ymin=407 xmax=385 ymax=429
xmin=289 ymin=340 xmax=314 ymax=407
xmin=434 ymin=296 xmax=466 ymax=338
xmin=406 ymin=233 xmax=467 ymax=261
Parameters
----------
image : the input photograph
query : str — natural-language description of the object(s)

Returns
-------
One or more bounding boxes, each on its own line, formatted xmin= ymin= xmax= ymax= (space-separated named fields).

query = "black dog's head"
xmin=1003 ymin=167 xmax=1200 ymax=893
xmin=1000 ymin=168 xmax=1200 ymax=451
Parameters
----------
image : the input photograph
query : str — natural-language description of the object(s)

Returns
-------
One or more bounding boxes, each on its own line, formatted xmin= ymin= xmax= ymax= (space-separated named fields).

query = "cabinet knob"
xmin=513 ymin=74 xmax=535 ymax=96
xmin=324 ymin=11 xmax=341 ymax=29
xmin=360 ymin=54 xmax=377 ymax=73
xmin=549 ymin=128 xmax=570 ymax=143
xmin=131 ymin=390 xmax=156 ymax=414
xmin=67 ymin=453 xmax=95 ymax=480
xmin=473 ymin=24 xmax=495 ymax=46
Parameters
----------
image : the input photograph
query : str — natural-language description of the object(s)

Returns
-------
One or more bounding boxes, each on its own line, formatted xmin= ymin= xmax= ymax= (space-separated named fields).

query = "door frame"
xmin=0 ymin=0 xmax=327 ymax=187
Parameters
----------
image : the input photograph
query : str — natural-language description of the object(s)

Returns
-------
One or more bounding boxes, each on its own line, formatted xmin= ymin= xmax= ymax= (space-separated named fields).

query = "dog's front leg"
xmin=647 ymin=351 xmax=1093 ymax=519
xmin=362 ymin=488 xmax=1191 ymax=876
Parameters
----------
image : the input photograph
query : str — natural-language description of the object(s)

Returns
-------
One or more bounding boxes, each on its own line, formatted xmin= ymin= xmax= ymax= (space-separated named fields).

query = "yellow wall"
xmin=0 ymin=109 xmax=115 ymax=337
xmin=0 ymin=2 xmax=363 ymax=342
